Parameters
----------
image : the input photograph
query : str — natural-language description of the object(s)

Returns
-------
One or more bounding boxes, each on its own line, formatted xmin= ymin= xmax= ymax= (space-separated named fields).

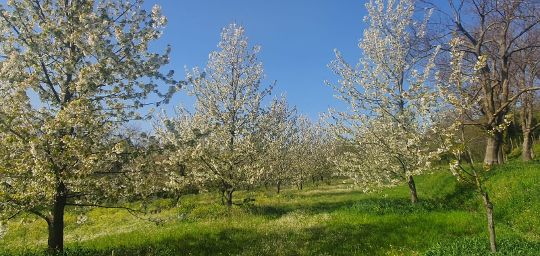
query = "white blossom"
xmin=159 ymin=23 xmax=272 ymax=205
xmin=0 ymin=0 xmax=179 ymax=250
xmin=328 ymin=0 xmax=440 ymax=195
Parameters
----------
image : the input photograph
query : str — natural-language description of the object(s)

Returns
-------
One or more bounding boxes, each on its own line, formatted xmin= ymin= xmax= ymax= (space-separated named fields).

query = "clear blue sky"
xmin=0 ymin=0 xmax=368 ymax=130
xmin=145 ymin=0 xmax=367 ymax=124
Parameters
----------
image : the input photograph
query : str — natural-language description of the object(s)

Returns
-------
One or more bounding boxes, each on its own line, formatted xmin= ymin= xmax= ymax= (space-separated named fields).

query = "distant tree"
xmin=291 ymin=117 xmax=312 ymax=190
xmin=328 ymin=0 xmax=440 ymax=203
xmin=154 ymin=107 xmax=211 ymax=204
xmin=291 ymin=117 xmax=334 ymax=190
xmin=259 ymin=96 xmax=298 ymax=194
xmin=0 ymin=0 xmax=178 ymax=252
xmin=184 ymin=23 xmax=273 ymax=206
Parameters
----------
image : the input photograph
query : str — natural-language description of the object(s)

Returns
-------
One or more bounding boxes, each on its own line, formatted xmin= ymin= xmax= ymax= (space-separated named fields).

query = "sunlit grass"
xmin=1 ymin=160 xmax=539 ymax=255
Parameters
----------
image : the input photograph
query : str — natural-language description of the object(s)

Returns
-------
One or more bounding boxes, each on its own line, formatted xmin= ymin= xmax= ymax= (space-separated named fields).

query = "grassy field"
xmin=1 ymin=158 xmax=539 ymax=255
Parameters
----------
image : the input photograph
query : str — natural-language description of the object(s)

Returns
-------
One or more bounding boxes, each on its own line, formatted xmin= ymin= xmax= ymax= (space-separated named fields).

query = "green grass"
xmin=0 ymin=160 xmax=539 ymax=255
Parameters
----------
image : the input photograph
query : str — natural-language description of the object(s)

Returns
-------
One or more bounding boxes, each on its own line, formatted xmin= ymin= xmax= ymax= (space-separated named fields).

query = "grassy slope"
xmin=0 ymin=156 xmax=539 ymax=255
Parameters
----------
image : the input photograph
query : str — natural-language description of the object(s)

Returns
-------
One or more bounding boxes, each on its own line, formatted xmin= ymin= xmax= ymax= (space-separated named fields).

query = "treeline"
xmin=0 ymin=0 xmax=538 ymax=254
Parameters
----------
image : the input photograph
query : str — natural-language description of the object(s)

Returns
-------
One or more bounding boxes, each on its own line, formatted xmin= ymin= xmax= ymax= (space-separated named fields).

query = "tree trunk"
xmin=407 ymin=175 xmax=418 ymax=204
xmin=484 ymin=132 xmax=503 ymax=166
xmin=47 ymin=183 xmax=67 ymax=253
xmin=225 ymin=190 xmax=234 ymax=207
xmin=481 ymin=192 xmax=497 ymax=253
xmin=172 ymin=193 xmax=181 ymax=207
xmin=220 ymin=189 xmax=225 ymax=205
xmin=519 ymin=71 xmax=536 ymax=162
xmin=522 ymin=131 xmax=533 ymax=161
xmin=299 ymin=181 xmax=303 ymax=190
xmin=510 ymin=138 xmax=514 ymax=151
xmin=276 ymin=180 xmax=281 ymax=194
xmin=498 ymin=143 xmax=504 ymax=164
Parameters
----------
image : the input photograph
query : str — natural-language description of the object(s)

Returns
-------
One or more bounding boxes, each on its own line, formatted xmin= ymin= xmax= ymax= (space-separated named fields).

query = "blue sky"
xmin=0 ymin=0 xmax=369 ymax=130
xmin=143 ymin=0 xmax=367 ymax=126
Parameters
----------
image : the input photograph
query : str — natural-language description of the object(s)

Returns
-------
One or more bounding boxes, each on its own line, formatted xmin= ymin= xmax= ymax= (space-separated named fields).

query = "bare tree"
xmin=445 ymin=0 xmax=540 ymax=165
xmin=514 ymin=30 xmax=540 ymax=161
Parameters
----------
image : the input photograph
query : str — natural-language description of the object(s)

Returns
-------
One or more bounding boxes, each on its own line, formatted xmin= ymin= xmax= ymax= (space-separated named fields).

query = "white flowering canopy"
xmin=178 ymin=23 xmax=273 ymax=193
xmin=292 ymin=116 xmax=335 ymax=186
xmin=258 ymin=96 xmax=298 ymax=186
xmin=0 ymin=0 xmax=179 ymax=221
xmin=328 ymin=0 xmax=441 ymax=189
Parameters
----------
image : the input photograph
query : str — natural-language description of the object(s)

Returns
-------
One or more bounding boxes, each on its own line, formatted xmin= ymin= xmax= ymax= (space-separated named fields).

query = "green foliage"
xmin=505 ymin=139 xmax=540 ymax=161
xmin=507 ymin=146 xmax=522 ymax=160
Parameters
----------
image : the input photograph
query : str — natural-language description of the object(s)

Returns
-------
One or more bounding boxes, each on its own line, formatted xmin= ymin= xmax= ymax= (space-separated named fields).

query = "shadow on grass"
xmin=0 ymin=177 xmax=491 ymax=256
xmin=245 ymin=189 xmax=479 ymax=219
xmin=16 ymin=211 xmax=483 ymax=256
xmin=181 ymin=174 xmax=480 ymax=221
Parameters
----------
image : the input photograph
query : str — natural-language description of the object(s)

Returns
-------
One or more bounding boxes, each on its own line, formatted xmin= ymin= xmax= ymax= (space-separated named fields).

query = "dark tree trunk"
xmin=220 ymin=189 xmax=225 ymax=205
xmin=481 ymin=192 xmax=497 ymax=252
xmin=484 ymin=131 xmax=504 ymax=166
xmin=172 ymin=193 xmax=181 ymax=207
xmin=225 ymin=190 xmax=234 ymax=207
xmin=276 ymin=180 xmax=281 ymax=194
xmin=509 ymin=138 xmax=515 ymax=152
xmin=47 ymin=183 xmax=67 ymax=253
xmin=407 ymin=175 xmax=418 ymax=204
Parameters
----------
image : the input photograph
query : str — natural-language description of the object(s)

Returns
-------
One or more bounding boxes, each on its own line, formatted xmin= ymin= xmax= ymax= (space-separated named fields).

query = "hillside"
xmin=1 ymin=159 xmax=539 ymax=255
